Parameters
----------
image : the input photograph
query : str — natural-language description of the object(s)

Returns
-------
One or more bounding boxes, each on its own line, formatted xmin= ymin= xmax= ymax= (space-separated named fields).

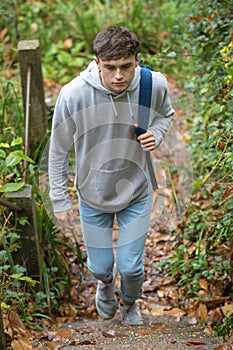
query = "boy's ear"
xmin=94 ymin=57 xmax=101 ymax=72
xmin=136 ymin=53 xmax=140 ymax=66
xmin=94 ymin=56 xmax=99 ymax=64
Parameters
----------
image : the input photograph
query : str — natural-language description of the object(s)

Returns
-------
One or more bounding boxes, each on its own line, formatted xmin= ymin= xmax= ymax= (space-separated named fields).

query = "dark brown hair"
xmin=93 ymin=26 xmax=140 ymax=61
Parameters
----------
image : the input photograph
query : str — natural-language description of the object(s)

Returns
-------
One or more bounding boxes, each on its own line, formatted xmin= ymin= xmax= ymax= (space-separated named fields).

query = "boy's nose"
xmin=115 ymin=69 xmax=123 ymax=79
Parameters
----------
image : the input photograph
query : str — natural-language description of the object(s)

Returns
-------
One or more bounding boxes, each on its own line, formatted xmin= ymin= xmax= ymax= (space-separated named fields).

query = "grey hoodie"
xmin=49 ymin=61 xmax=174 ymax=213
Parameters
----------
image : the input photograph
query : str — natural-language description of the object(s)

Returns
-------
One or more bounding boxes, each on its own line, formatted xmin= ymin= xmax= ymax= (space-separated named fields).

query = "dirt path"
xmin=33 ymin=315 xmax=224 ymax=349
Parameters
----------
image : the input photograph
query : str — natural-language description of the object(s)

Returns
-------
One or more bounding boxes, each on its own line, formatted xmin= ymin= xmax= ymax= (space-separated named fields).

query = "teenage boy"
xmin=49 ymin=26 xmax=174 ymax=325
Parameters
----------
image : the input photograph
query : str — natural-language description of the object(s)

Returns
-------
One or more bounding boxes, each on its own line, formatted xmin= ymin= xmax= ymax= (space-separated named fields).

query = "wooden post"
xmin=10 ymin=40 xmax=47 ymax=281
xmin=18 ymin=40 xmax=48 ymax=158
xmin=6 ymin=185 xmax=41 ymax=281
xmin=0 ymin=307 xmax=6 ymax=350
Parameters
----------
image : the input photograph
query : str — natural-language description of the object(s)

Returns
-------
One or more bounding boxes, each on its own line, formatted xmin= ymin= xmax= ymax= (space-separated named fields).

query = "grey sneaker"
xmin=119 ymin=301 xmax=143 ymax=325
xmin=96 ymin=275 xmax=118 ymax=319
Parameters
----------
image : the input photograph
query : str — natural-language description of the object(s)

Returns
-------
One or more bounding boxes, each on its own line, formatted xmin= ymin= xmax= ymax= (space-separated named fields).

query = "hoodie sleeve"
xmin=148 ymin=72 xmax=175 ymax=148
xmin=48 ymin=89 xmax=76 ymax=212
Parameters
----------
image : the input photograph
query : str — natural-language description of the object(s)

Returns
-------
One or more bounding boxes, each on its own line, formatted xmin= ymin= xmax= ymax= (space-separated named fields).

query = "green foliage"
xmin=0 ymin=100 xmax=83 ymax=326
xmin=186 ymin=0 xmax=233 ymax=246
xmin=186 ymin=0 xmax=232 ymax=183
xmin=161 ymin=198 xmax=232 ymax=296
xmin=0 ymin=216 xmax=39 ymax=324
xmin=161 ymin=0 xmax=233 ymax=337
xmin=0 ymin=196 xmax=83 ymax=326
xmin=0 ymin=134 xmax=36 ymax=194
xmin=1 ymin=0 xmax=193 ymax=83
xmin=215 ymin=314 xmax=233 ymax=338
xmin=0 ymin=80 xmax=24 ymax=136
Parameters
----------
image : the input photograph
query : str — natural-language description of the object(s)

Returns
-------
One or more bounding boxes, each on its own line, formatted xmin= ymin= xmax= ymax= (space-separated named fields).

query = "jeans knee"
xmin=88 ymin=260 xmax=113 ymax=282
xmin=118 ymin=265 xmax=144 ymax=280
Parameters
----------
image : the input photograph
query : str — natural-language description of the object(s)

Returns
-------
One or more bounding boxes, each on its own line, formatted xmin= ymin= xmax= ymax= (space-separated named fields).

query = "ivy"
xmin=165 ymin=0 xmax=233 ymax=337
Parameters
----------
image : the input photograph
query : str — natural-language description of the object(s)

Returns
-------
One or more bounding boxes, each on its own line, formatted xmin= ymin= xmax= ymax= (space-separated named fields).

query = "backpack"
xmin=137 ymin=64 xmax=158 ymax=190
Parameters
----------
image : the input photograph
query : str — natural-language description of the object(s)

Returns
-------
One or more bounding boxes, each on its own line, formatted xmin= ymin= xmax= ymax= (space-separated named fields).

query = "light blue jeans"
xmin=79 ymin=195 xmax=152 ymax=302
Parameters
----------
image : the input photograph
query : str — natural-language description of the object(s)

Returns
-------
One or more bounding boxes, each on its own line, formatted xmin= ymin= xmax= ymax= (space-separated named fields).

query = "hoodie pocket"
xmin=96 ymin=164 xmax=135 ymax=201
xmin=78 ymin=161 xmax=147 ymax=206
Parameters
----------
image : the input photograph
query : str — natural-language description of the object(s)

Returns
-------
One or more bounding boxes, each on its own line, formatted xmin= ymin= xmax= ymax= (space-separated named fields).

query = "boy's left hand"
xmin=138 ymin=130 xmax=155 ymax=151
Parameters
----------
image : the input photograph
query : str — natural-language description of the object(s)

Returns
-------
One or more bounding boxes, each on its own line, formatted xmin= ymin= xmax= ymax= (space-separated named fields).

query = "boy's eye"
xmin=104 ymin=64 xmax=132 ymax=71
xmin=104 ymin=65 xmax=115 ymax=71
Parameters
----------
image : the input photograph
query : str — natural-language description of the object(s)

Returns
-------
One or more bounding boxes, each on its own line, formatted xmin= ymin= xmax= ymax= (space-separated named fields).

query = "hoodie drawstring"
xmin=109 ymin=94 xmax=118 ymax=118
xmin=127 ymin=92 xmax=135 ymax=120
xmin=109 ymin=92 xmax=135 ymax=120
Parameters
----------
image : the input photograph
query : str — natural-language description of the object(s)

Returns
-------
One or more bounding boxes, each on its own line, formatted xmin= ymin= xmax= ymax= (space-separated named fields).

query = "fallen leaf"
xmin=157 ymin=289 xmax=164 ymax=298
xmin=143 ymin=279 xmax=161 ymax=292
xmin=11 ymin=338 xmax=32 ymax=350
xmin=54 ymin=328 xmax=72 ymax=340
xmin=197 ymin=303 xmax=209 ymax=322
xmin=187 ymin=244 xmax=197 ymax=255
xmin=167 ymin=288 xmax=180 ymax=300
xmin=102 ymin=329 xmax=127 ymax=338
xmin=204 ymin=327 xmax=214 ymax=334
xmin=151 ymin=308 xmax=166 ymax=316
xmin=200 ymin=200 xmax=211 ymax=210
xmin=46 ymin=341 xmax=61 ymax=349
xmin=156 ymin=187 xmax=172 ymax=197
xmin=74 ymin=327 xmax=93 ymax=334
xmin=59 ymin=302 xmax=77 ymax=321
xmin=198 ymin=289 xmax=208 ymax=297
xmin=185 ymin=339 xmax=207 ymax=346
xmin=217 ymin=345 xmax=231 ymax=350
xmin=161 ymin=276 xmax=175 ymax=286
xmin=151 ymin=307 xmax=186 ymax=317
xmin=221 ymin=303 xmax=233 ymax=317
xmin=140 ymin=330 xmax=150 ymax=336
xmin=8 ymin=310 xmax=26 ymax=335
xmin=164 ymin=308 xmax=187 ymax=317
xmin=149 ymin=301 xmax=172 ymax=311
xmin=209 ymin=308 xmax=223 ymax=324
xmin=154 ymin=233 xmax=171 ymax=243
xmin=199 ymin=279 xmax=209 ymax=291
xmin=76 ymin=339 xmax=96 ymax=345
xmin=200 ymin=297 xmax=228 ymax=308
xmin=223 ymin=184 xmax=233 ymax=197
xmin=150 ymin=323 xmax=167 ymax=330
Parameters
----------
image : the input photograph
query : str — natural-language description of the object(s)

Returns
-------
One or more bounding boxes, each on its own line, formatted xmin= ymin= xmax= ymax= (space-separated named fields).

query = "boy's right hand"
xmin=54 ymin=208 xmax=75 ymax=229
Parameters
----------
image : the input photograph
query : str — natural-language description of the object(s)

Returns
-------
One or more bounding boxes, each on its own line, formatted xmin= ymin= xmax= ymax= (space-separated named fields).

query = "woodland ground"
xmin=2 ymin=77 xmax=232 ymax=350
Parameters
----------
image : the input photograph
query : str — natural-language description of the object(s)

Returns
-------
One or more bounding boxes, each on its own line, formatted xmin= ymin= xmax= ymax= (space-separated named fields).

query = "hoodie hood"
xmin=80 ymin=60 xmax=140 ymax=119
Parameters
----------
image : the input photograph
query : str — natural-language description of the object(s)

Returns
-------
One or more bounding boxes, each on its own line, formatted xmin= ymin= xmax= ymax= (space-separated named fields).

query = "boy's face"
xmin=95 ymin=54 xmax=138 ymax=93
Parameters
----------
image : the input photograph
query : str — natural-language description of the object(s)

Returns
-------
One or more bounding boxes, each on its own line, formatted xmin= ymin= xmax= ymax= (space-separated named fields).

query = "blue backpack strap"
xmin=138 ymin=65 xmax=158 ymax=190
xmin=138 ymin=66 xmax=152 ymax=130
